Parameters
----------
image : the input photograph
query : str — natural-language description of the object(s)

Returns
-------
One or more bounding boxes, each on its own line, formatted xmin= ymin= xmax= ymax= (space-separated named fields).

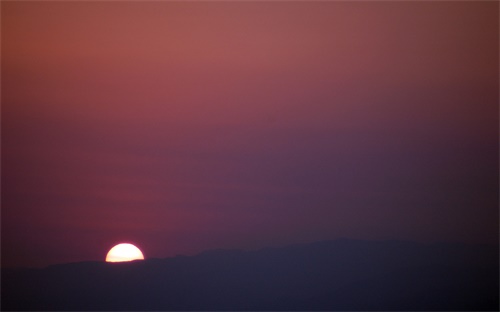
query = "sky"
xmin=2 ymin=1 xmax=498 ymax=268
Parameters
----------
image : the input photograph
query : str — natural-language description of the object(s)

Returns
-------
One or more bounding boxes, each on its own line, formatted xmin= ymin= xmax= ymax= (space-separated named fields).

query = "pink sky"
xmin=2 ymin=1 xmax=498 ymax=268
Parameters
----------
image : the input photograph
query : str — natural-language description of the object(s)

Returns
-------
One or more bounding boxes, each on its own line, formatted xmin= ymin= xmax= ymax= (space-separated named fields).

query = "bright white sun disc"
xmin=106 ymin=243 xmax=145 ymax=262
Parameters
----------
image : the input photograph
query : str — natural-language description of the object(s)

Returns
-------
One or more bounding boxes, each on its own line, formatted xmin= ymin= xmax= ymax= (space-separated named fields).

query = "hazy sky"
xmin=2 ymin=1 xmax=498 ymax=268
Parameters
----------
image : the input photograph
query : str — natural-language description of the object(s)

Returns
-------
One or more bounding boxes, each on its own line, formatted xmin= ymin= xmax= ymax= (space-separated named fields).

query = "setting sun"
xmin=106 ymin=243 xmax=145 ymax=262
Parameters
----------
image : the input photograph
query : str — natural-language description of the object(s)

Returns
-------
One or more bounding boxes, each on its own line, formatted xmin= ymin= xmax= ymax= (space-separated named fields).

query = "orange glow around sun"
xmin=105 ymin=243 xmax=145 ymax=262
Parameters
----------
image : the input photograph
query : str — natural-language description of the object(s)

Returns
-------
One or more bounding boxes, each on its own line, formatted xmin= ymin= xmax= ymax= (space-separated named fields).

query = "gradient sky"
xmin=2 ymin=1 xmax=498 ymax=268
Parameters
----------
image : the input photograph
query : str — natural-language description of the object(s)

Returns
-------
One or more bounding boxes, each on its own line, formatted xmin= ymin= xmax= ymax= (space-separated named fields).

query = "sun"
xmin=106 ymin=243 xmax=145 ymax=262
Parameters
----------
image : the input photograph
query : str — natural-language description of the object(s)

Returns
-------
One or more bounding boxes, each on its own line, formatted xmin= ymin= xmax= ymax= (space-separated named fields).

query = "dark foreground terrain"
xmin=2 ymin=239 xmax=498 ymax=310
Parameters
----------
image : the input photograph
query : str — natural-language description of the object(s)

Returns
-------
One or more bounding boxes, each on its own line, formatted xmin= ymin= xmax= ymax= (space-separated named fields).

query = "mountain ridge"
xmin=2 ymin=238 xmax=498 ymax=310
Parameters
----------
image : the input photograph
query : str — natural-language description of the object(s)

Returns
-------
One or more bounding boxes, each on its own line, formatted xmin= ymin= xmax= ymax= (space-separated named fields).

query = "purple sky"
xmin=2 ymin=1 xmax=498 ymax=268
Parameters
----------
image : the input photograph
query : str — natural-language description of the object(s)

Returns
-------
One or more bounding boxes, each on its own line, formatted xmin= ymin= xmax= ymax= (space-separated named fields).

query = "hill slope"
xmin=2 ymin=239 xmax=498 ymax=310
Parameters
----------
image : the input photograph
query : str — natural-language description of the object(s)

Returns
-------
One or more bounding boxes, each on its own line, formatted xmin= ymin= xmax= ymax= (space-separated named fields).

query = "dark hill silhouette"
xmin=2 ymin=239 xmax=498 ymax=310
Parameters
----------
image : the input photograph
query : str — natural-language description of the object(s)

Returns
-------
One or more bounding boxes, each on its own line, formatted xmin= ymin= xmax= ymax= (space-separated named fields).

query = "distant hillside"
xmin=2 ymin=239 xmax=498 ymax=310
